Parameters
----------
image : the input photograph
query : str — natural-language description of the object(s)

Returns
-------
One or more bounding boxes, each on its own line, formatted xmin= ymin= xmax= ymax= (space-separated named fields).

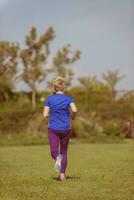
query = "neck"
xmin=56 ymin=91 xmax=64 ymax=94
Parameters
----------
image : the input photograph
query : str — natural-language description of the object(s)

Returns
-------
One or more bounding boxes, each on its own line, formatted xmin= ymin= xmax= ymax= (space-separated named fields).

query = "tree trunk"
xmin=32 ymin=89 xmax=36 ymax=109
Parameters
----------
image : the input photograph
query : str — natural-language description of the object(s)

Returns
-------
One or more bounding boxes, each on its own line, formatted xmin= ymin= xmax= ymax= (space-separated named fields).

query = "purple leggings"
xmin=48 ymin=129 xmax=70 ymax=173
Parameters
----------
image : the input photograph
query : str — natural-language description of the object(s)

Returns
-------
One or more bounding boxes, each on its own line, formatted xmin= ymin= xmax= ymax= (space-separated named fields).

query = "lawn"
xmin=0 ymin=142 xmax=134 ymax=200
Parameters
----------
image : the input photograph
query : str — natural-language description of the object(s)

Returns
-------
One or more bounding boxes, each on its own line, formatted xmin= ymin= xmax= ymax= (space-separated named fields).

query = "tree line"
xmin=0 ymin=26 xmax=127 ymax=109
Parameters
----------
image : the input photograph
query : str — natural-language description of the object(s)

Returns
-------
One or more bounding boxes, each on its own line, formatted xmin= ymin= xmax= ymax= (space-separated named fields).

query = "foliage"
xmin=53 ymin=44 xmax=81 ymax=86
xmin=73 ymin=115 xmax=103 ymax=138
xmin=0 ymin=87 xmax=134 ymax=144
xmin=103 ymin=120 xmax=123 ymax=137
xmin=79 ymin=76 xmax=108 ymax=91
xmin=102 ymin=70 xmax=126 ymax=98
xmin=0 ymin=41 xmax=19 ymax=101
xmin=19 ymin=26 xmax=55 ymax=108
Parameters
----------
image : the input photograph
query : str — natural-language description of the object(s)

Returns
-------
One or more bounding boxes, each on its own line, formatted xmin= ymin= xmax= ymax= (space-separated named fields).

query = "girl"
xmin=43 ymin=77 xmax=77 ymax=181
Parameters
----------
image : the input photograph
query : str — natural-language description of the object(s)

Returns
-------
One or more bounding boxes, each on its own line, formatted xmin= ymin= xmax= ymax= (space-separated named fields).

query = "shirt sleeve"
xmin=69 ymin=96 xmax=74 ymax=105
xmin=44 ymin=97 xmax=50 ymax=107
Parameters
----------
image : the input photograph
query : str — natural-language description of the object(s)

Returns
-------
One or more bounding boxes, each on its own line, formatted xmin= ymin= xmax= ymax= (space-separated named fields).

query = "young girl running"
xmin=43 ymin=77 xmax=77 ymax=181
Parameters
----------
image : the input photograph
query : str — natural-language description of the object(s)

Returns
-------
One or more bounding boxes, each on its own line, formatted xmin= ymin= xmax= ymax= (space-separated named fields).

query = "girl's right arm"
xmin=70 ymin=102 xmax=77 ymax=120
xmin=43 ymin=106 xmax=50 ymax=118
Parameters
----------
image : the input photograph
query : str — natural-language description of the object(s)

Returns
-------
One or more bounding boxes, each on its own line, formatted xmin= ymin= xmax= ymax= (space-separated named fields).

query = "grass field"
xmin=0 ymin=142 xmax=134 ymax=200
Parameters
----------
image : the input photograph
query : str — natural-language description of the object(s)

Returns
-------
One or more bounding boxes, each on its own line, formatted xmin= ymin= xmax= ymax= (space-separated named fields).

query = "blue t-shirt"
xmin=44 ymin=93 xmax=74 ymax=131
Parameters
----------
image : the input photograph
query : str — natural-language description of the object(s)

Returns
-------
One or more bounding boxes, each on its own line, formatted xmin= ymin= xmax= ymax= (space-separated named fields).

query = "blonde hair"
xmin=53 ymin=77 xmax=66 ymax=92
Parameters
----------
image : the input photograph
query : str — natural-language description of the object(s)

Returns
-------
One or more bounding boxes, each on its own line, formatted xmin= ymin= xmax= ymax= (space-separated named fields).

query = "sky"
xmin=0 ymin=0 xmax=134 ymax=90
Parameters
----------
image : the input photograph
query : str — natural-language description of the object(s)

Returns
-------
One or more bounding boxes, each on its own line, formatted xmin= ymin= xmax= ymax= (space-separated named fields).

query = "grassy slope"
xmin=0 ymin=143 xmax=134 ymax=200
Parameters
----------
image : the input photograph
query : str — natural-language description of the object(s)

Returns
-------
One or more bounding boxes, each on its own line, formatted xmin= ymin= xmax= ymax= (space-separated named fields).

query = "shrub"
xmin=73 ymin=116 xmax=103 ymax=138
xmin=103 ymin=121 xmax=123 ymax=137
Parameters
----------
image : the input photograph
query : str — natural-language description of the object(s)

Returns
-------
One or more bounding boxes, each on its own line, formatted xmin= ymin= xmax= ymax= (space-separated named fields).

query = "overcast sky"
xmin=0 ymin=0 xmax=134 ymax=90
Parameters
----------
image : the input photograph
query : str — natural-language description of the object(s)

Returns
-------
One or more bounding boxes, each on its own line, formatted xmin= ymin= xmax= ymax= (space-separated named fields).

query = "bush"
xmin=73 ymin=116 xmax=103 ymax=138
xmin=103 ymin=121 xmax=123 ymax=137
xmin=0 ymin=88 xmax=134 ymax=145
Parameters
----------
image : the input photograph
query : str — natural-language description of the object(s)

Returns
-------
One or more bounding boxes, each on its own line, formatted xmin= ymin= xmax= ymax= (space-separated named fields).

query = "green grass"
xmin=0 ymin=143 xmax=134 ymax=200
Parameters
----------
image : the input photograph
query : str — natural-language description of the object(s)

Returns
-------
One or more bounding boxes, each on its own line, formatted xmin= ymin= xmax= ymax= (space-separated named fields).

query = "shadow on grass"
xmin=52 ymin=175 xmax=80 ymax=181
